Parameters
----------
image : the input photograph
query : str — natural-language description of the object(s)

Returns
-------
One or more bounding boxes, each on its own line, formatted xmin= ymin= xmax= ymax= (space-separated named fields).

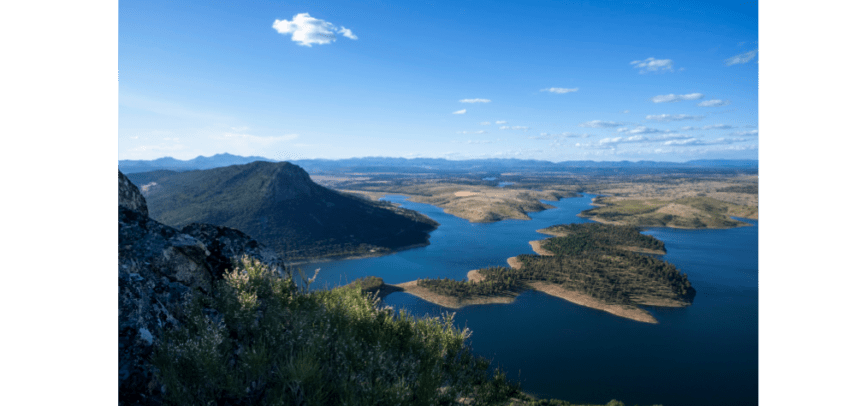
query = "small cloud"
xmin=338 ymin=26 xmax=358 ymax=40
xmin=698 ymin=99 xmax=731 ymax=107
xmin=617 ymin=126 xmax=673 ymax=135
xmin=272 ymin=13 xmax=357 ymax=47
xmin=541 ymin=87 xmax=579 ymax=94
xmin=479 ymin=122 xmax=491 ymax=125
xmin=733 ymin=130 xmax=759 ymax=136
xmin=599 ymin=137 xmax=624 ymax=145
xmin=530 ymin=132 xmax=590 ymax=140
xmin=664 ymin=138 xmax=702 ymax=146
xmin=630 ymin=57 xmax=674 ymax=73
xmin=651 ymin=93 xmax=704 ymax=103
xmin=460 ymin=98 xmax=491 ymax=103
xmin=702 ymin=124 xmax=734 ymax=130
xmin=645 ymin=114 xmax=704 ymax=122
xmin=499 ymin=126 xmax=529 ymax=131
xmin=650 ymin=134 xmax=694 ymax=142
xmin=580 ymin=120 xmax=622 ymax=128
xmin=456 ymin=130 xmax=488 ymax=134
xmin=725 ymin=50 xmax=758 ymax=66
xmin=622 ymin=110 xmax=630 ymax=114
xmin=495 ymin=120 xmax=507 ymax=124
xmin=453 ymin=109 xmax=467 ymax=115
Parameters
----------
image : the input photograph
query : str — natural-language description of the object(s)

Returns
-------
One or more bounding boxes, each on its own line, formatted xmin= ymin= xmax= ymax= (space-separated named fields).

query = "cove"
xmin=305 ymin=194 xmax=758 ymax=406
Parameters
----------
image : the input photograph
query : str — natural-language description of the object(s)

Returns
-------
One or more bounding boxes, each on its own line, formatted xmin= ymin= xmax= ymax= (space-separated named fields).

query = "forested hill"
xmin=126 ymin=161 xmax=438 ymax=261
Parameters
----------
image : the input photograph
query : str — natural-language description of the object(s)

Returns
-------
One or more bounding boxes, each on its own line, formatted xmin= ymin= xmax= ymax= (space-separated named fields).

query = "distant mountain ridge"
xmin=119 ymin=153 xmax=275 ymax=173
xmin=126 ymin=161 xmax=438 ymax=261
xmin=119 ymin=153 xmax=757 ymax=174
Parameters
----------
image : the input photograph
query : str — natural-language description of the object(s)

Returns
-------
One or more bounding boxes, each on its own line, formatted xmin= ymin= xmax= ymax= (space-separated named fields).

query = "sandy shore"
xmin=383 ymin=242 xmax=671 ymax=323
xmin=528 ymin=281 xmax=657 ymax=324
xmin=528 ymin=240 xmax=554 ymax=256
xmin=390 ymin=280 xmax=516 ymax=308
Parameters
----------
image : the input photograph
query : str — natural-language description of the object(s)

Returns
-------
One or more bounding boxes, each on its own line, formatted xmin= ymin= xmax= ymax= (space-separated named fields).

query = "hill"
xmin=120 ymin=154 xmax=758 ymax=174
xmin=126 ymin=161 xmax=438 ymax=261
xmin=119 ymin=153 xmax=274 ymax=174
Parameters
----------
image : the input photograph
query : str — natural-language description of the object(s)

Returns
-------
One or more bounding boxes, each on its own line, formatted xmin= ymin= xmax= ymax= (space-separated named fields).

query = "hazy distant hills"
xmin=119 ymin=153 xmax=757 ymax=174
xmin=119 ymin=153 xmax=275 ymax=174
xmin=126 ymin=161 xmax=438 ymax=262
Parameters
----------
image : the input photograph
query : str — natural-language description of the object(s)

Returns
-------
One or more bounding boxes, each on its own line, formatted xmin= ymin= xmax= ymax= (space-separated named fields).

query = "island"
xmin=366 ymin=223 xmax=696 ymax=324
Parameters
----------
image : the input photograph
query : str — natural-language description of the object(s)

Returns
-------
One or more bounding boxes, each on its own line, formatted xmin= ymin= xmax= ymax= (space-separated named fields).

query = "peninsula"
xmin=371 ymin=223 xmax=695 ymax=324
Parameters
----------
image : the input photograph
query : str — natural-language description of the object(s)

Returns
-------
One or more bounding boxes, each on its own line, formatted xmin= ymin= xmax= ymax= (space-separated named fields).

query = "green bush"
xmin=151 ymin=257 xmax=517 ymax=405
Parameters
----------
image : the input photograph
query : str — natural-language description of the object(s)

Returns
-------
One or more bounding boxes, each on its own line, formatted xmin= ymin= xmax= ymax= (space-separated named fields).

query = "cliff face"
xmin=117 ymin=171 xmax=286 ymax=405
xmin=119 ymin=170 xmax=148 ymax=217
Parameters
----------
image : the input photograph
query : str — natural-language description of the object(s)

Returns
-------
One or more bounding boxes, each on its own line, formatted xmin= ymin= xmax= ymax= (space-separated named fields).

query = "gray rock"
xmin=118 ymin=170 xmax=290 ymax=405
xmin=118 ymin=170 xmax=148 ymax=217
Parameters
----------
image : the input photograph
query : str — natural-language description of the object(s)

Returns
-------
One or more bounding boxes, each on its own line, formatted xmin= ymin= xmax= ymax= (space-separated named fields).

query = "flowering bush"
xmin=152 ymin=257 xmax=518 ymax=405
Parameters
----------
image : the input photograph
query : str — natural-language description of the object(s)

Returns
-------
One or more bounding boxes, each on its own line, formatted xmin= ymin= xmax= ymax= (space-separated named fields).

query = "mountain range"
xmin=119 ymin=154 xmax=758 ymax=174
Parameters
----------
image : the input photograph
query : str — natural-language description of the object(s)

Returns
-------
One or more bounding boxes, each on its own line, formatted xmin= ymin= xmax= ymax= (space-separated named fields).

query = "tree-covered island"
xmin=382 ymin=223 xmax=695 ymax=323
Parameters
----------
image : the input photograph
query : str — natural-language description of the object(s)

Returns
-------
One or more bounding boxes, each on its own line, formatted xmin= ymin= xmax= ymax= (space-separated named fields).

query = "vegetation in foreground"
xmin=152 ymin=257 xmax=521 ymax=405
xmin=151 ymin=257 xmax=661 ymax=405
xmin=416 ymin=223 xmax=694 ymax=308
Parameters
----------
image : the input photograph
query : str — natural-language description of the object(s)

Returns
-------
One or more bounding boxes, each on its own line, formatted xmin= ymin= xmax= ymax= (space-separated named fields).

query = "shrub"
xmin=152 ymin=257 xmax=516 ymax=405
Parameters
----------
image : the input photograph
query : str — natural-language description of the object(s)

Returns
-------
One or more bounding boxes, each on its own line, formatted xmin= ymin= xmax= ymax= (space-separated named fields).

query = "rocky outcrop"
xmin=119 ymin=170 xmax=148 ymax=217
xmin=180 ymin=222 xmax=287 ymax=279
xmin=118 ymin=171 xmax=289 ymax=405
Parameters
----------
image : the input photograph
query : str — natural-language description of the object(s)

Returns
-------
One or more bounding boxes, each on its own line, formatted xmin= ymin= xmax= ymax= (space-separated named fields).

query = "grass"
xmin=151 ymin=257 xmax=519 ymax=406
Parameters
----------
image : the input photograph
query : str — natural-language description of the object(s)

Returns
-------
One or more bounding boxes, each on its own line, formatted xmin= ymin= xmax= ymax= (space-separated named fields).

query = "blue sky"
xmin=119 ymin=0 xmax=758 ymax=162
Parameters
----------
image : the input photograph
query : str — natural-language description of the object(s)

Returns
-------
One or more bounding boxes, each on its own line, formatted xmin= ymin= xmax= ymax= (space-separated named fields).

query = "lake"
xmin=305 ymin=194 xmax=758 ymax=406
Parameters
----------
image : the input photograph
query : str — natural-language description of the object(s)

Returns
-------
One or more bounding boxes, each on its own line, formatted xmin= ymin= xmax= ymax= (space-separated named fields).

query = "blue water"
xmin=305 ymin=195 xmax=758 ymax=406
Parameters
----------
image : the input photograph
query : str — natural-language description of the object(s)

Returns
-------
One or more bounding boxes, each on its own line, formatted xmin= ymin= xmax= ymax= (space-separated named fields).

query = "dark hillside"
xmin=127 ymin=161 xmax=437 ymax=261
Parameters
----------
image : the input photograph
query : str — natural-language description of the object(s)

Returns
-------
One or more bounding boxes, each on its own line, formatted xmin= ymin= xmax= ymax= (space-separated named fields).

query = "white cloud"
xmin=725 ymin=50 xmax=758 ymax=66
xmin=479 ymin=122 xmax=491 ymax=125
xmin=530 ymin=132 xmax=590 ymax=140
xmin=338 ymin=27 xmax=358 ymax=40
xmin=272 ymin=13 xmax=357 ymax=47
xmin=702 ymin=124 xmax=734 ymax=130
xmin=616 ymin=126 xmax=672 ymax=135
xmin=651 ymin=93 xmax=704 ymax=103
xmin=495 ymin=120 xmax=507 ymax=124
xmin=649 ymin=134 xmax=693 ymax=142
xmin=680 ymin=124 xmax=735 ymax=131
xmin=698 ymin=99 xmax=731 ymax=107
xmin=456 ymin=130 xmax=488 ymax=134
xmin=453 ymin=109 xmax=467 ymax=115
xmin=541 ymin=87 xmax=579 ymax=94
xmin=645 ymin=114 xmax=704 ymax=122
xmin=622 ymin=110 xmax=630 ymax=114
xmin=499 ymin=126 xmax=529 ymax=131
xmin=630 ymin=57 xmax=674 ymax=73
xmin=663 ymin=138 xmax=702 ymax=146
xmin=460 ymin=98 xmax=491 ymax=103
xmin=580 ymin=120 xmax=622 ymax=128
xmin=733 ymin=130 xmax=759 ymax=136
xmin=662 ymin=137 xmax=749 ymax=147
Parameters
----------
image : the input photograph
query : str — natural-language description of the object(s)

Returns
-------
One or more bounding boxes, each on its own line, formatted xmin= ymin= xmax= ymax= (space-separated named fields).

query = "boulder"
xmin=118 ymin=170 xmax=290 ymax=405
